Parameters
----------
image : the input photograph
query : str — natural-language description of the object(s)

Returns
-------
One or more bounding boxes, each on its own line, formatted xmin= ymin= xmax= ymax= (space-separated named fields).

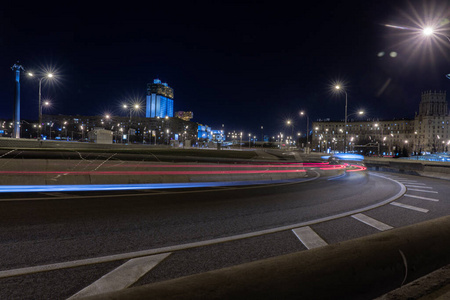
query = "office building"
xmin=146 ymin=79 xmax=174 ymax=118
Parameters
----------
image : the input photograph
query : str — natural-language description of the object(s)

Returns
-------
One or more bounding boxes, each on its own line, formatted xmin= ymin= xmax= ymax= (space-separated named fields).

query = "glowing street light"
xmin=28 ymin=72 xmax=54 ymax=137
xmin=423 ymin=27 xmax=434 ymax=36
xmin=422 ymin=26 xmax=450 ymax=42
xmin=300 ymin=111 xmax=309 ymax=149
xmin=123 ymin=103 xmax=141 ymax=122
xmin=286 ymin=120 xmax=294 ymax=148
xmin=335 ymin=84 xmax=348 ymax=153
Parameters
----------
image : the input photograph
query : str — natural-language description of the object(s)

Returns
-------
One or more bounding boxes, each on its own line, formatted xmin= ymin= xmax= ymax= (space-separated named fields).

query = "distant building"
xmin=414 ymin=91 xmax=449 ymax=153
xmin=88 ymin=128 xmax=113 ymax=144
xmin=198 ymin=124 xmax=212 ymax=141
xmin=212 ymin=129 xmax=225 ymax=142
xmin=42 ymin=114 xmax=198 ymax=145
xmin=146 ymin=79 xmax=174 ymax=118
xmin=311 ymin=90 xmax=450 ymax=154
xmin=175 ymin=111 xmax=193 ymax=121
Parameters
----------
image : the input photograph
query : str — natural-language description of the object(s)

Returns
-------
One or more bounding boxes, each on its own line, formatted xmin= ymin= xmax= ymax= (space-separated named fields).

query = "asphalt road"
xmin=0 ymin=171 xmax=449 ymax=299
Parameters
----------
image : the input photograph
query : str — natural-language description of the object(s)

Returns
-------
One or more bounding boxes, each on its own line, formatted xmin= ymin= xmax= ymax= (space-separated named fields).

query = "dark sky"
xmin=2 ymin=0 xmax=450 ymax=136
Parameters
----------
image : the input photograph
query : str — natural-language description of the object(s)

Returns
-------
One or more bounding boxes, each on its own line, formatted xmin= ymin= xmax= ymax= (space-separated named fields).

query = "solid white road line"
xmin=390 ymin=202 xmax=429 ymax=213
xmin=68 ymin=253 xmax=171 ymax=299
xmin=292 ymin=226 xmax=328 ymax=249
xmin=404 ymin=194 xmax=439 ymax=202
xmin=407 ymin=189 xmax=438 ymax=194
xmin=404 ymin=185 xmax=433 ymax=189
xmin=351 ymin=213 xmax=393 ymax=231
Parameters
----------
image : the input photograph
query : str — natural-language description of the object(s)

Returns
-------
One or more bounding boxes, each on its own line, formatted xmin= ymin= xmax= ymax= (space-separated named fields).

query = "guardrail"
xmin=364 ymin=157 xmax=450 ymax=180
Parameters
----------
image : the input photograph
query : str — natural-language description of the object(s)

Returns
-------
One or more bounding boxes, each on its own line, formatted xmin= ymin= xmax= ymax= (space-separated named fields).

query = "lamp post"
xmin=374 ymin=122 xmax=384 ymax=156
xmin=260 ymin=126 xmax=264 ymax=147
xmin=41 ymin=101 xmax=50 ymax=137
xmin=248 ymin=133 xmax=251 ymax=148
xmin=123 ymin=104 xmax=140 ymax=122
xmin=240 ymin=132 xmax=242 ymax=150
xmin=335 ymin=85 xmax=348 ymax=153
xmin=166 ymin=129 xmax=170 ymax=145
xmin=287 ymin=120 xmax=293 ymax=149
xmin=300 ymin=111 xmax=309 ymax=151
xmin=80 ymin=125 xmax=84 ymax=141
xmin=28 ymin=72 xmax=53 ymax=137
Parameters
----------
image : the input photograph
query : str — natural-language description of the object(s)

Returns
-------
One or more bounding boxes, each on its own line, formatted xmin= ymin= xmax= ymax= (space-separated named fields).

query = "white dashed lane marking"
xmin=292 ymin=226 xmax=328 ymax=249
xmin=404 ymin=194 xmax=439 ymax=202
xmin=351 ymin=213 xmax=393 ymax=231
xmin=407 ymin=189 xmax=438 ymax=194
xmin=68 ymin=253 xmax=171 ymax=299
xmin=404 ymin=185 xmax=433 ymax=189
xmin=390 ymin=202 xmax=429 ymax=213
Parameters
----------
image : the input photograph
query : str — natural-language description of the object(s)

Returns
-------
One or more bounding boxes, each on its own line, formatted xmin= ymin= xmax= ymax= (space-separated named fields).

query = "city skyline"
xmin=1 ymin=0 xmax=450 ymax=136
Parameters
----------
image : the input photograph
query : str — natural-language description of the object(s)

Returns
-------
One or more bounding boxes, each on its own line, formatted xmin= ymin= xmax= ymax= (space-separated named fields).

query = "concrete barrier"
xmin=364 ymin=157 xmax=450 ymax=180
xmin=83 ymin=215 xmax=450 ymax=300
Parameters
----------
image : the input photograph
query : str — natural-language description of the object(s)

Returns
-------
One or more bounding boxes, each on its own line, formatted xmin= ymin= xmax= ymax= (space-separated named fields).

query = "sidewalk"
xmin=376 ymin=264 xmax=450 ymax=300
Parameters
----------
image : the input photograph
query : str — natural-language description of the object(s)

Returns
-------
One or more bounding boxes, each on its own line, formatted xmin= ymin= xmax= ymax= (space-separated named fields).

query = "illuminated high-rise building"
xmin=146 ymin=79 xmax=174 ymax=118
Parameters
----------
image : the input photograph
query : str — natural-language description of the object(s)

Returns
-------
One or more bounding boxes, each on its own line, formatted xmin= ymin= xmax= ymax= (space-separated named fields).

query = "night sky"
xmin=2 ymin=0 xmax=450 ymax=136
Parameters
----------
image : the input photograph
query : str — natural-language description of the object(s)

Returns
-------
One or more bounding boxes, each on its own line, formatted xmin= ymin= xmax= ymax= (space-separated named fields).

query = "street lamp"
xmin=286 ymin=120 xmax=293 ymax=149
xmin=240 ymin=132 xmax=243 ymax=150
xmin=28 ymin=72 xmax=53 ymax=137
xmin=300 ymin=111 xmax=309 ymax=150
xmin=335 ymin=85 xmax=348 ymax=153
xmin=260 ymin=126 xmax=264 ymax=147
xmin=80 ymin=125 xmax=84 ymax=141
xmin=422 ymin=26 xmax=450 ymax=42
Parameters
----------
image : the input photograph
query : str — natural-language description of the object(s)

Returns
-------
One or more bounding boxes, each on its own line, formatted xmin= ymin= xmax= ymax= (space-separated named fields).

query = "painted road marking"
xmin=292 ymin=226 xmax=328 ymax=249
xmin=396 ymin=180 xmax=419 ymax=183
xmin=351 ymin=213 xmax=393 ymax=231
xmin=407 ymin=189 xmax=438 ymax=194
xmin=68 ymin=253 xmax=170 ymax=299
xmin=404 ymin=185 xmax=433 ymax=189
xmin=390 ymin=202 xmax=429 ymax=213
xmin=404 ymin=194 xmax=439 ymax=202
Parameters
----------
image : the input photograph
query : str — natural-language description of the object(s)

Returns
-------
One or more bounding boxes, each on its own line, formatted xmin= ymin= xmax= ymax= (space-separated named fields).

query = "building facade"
xmin=146 ymin=79 xmax=174 ymax=118
xmin=311 ymin=91 xmax=450 ymax=155
xmin=414 ymin=91 xmax=450 ymax=153
xmin=41 ymin=114 xmax=198 ymax=145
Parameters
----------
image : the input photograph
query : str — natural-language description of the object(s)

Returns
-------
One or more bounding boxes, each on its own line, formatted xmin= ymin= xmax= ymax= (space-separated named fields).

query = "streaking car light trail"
xmin=17 ymin=162 xmax=331 ymax=168
xmin=346 ymin=165 xmax=367 ymax=172
xmin=0 ymin=179 xmax=307 ymax=193
xmin=0 ymin=163 xmax=367 ymax=193
xmin=0 ymin=169 xmax=307 ymax=175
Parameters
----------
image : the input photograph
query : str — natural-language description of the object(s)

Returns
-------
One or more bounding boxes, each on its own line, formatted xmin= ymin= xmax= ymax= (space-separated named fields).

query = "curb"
xmin=376 ymin=264 xmax=450 ymax=300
